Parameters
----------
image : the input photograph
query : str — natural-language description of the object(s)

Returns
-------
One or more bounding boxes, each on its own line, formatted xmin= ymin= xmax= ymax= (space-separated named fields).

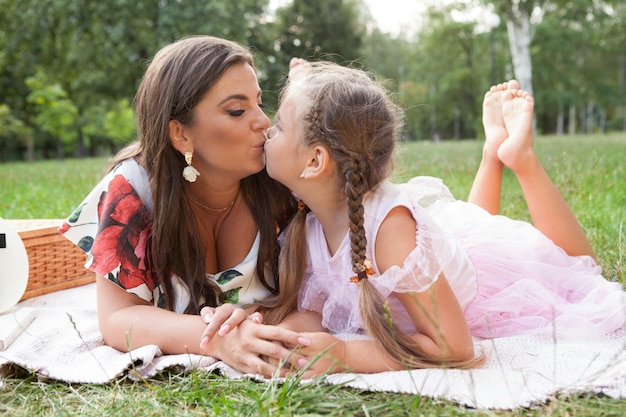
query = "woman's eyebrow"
xmin=218 ymin=89 xmax=262 ymax=106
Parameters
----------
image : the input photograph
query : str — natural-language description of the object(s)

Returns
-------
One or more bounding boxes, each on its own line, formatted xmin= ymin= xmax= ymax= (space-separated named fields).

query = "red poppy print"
xmin=90 ymin=175 xmax=157 ymax=292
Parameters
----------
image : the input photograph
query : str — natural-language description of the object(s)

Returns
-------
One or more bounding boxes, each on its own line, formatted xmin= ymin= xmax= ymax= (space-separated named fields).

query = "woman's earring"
xmin=182 ymin=151 xmax=200 ymax=183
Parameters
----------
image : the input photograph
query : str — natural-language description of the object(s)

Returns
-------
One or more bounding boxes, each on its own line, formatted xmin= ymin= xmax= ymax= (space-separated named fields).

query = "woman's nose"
xmin=253 ymin=105 xmax=271 ymax=131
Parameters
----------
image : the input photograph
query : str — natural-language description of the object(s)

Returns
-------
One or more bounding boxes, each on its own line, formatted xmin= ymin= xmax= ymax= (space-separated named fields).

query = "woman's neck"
xmin=186 ymin=181 xmax=241 ymax=215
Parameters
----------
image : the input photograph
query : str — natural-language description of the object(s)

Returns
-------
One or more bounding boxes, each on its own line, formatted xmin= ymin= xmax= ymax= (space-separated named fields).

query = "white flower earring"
xmin=182 ymin=151 xmax=200 ymax=182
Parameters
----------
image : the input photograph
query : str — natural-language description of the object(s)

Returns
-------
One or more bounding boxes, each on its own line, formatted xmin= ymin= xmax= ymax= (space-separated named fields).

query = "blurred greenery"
xmin=0 ymin=0 xmax=624 ymax=161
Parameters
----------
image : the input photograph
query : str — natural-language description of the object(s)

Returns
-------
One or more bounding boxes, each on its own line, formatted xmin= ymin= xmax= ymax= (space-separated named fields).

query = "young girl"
xmin=260 ymin=62 xmax=626 ymax=375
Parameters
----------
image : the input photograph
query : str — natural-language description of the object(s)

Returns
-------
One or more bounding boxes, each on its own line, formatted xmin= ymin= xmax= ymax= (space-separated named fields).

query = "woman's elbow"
xmin=97 ymin=312 xmax=129 ymax=351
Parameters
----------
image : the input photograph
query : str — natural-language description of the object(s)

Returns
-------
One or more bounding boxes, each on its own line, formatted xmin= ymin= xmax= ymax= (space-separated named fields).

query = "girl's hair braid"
xmin=344 ymin=156 xmax=368 ymax=275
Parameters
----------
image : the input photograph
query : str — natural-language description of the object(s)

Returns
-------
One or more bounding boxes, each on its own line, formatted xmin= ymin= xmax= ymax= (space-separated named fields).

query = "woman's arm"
xmin=96 ymin=275 xmax=311 ymax=375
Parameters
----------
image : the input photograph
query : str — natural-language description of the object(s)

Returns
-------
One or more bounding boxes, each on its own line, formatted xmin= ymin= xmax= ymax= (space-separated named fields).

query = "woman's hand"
xmin=199 ymin=304 xmax=312 ymax=376
xmin=204 ymin=319 xmax=312 ymax=376
xmin=199 ymin=304 xmax=263 ymax=348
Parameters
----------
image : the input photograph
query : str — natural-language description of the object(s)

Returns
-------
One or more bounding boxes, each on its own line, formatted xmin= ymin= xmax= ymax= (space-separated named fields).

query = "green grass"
xmin=1 ymin=133 xmax=626 ymax=416
xmin=0 ymin=157 xmax=109 ymax=219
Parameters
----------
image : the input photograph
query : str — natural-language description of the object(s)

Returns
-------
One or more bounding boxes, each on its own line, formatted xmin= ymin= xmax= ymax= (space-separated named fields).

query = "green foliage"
xmin=104 ymin=99 xmax=136 ymax=147
xmin=0 ymin=104 xmax=33 ymax=161
xmin=25 ymin=69 xmax=78 ymax=144
xmin=375 ymin=3 xmax=489 ymax=140
xmin=270 ymin=0 xmax=365 ymax=65
xmin=0 ymin=0 xmax=624 ymax=159
xmin=0 ymin=0 xmax=274 ymax=160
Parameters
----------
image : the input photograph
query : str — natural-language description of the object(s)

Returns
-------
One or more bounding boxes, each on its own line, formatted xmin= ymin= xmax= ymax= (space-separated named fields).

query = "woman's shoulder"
xmin=107 ymin=158 xmax=153 ymax=211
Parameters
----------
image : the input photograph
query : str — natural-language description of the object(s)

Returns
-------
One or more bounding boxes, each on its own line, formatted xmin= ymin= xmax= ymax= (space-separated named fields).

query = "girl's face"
xmin=182 ymin=63 xmax=270 ymax=183
xmin=264 ymin=95 xmax=309 ymax=191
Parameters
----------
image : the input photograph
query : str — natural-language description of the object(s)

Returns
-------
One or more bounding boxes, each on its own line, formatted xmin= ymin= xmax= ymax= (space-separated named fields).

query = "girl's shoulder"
xmin=366 ymin=176 xmax=454 ymax=220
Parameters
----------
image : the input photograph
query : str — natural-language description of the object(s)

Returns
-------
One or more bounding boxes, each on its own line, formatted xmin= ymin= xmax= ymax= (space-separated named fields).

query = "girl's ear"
xmin=168 ymin=119 xmax=190 ymax=154
xmin=300 ymin=146 xmax=330 ymax=179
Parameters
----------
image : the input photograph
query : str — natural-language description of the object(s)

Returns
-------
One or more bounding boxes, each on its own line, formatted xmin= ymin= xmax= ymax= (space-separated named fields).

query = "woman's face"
xmin=183 ymin=63 xmax=270 ymax=183
xmin=264 ymin=95 xmax=310 ymax=191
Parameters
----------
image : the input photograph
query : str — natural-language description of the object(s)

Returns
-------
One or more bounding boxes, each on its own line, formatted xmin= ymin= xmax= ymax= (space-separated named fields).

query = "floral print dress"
xmin=59 ymin=159 xmax=272 ymax=313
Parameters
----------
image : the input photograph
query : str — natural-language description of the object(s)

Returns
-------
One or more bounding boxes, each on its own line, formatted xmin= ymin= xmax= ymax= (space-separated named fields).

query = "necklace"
xmin=189 ymin=191 xmax=238 ymax=213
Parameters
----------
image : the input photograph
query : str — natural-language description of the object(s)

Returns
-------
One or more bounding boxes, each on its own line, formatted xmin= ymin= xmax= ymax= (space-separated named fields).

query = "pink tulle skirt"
xmin=429 ymin=200 xmax=626 ymax=340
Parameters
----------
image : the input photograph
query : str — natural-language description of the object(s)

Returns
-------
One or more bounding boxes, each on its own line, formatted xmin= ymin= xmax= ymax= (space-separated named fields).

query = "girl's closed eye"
xmin=267 ymin=125 xmax=280 ymax=139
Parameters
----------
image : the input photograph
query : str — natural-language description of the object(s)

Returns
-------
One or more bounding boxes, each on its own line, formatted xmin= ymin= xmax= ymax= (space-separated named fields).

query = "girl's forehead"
xmin=279 ymin=94 xmax=298 ymax=115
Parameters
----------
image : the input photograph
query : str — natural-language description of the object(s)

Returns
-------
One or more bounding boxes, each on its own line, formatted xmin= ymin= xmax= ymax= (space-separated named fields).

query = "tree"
xmin=25 ymin=69 xmax=78 ymax=159
xmin=531 ymin=0 xmax=625 ymax=134
xmin=272 ymin=0 xmax=365 ymax=66
xmin=0 ymin=0 xmax=272 ymax=160
xmin=488 ymin=0 xmax=543 ymax=96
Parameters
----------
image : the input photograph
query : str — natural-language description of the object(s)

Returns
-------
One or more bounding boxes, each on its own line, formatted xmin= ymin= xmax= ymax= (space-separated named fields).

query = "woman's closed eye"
xmin=226 ymin=109 xmax=245 ymax=117
xmin=227 ymin=109 xmax=245 ymax=117
xmin=226 ymin=102 xmax=264 ymax=117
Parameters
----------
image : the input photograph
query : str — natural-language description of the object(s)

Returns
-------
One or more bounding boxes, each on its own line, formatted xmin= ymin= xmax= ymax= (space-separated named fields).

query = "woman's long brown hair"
xmin=106 ymin=36 xmax=297 ymax=313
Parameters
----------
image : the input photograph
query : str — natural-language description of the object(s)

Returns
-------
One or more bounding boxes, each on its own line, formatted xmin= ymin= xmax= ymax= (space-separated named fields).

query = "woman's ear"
xmin=300 ymin=146 xmax=330 ymax=179
xmin=168 ymin=119 xmax=189 ymax=153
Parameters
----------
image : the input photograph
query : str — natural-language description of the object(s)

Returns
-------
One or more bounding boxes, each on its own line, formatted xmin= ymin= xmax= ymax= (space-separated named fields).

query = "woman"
xmin=60 ymin=36 xmax=309 ymax=375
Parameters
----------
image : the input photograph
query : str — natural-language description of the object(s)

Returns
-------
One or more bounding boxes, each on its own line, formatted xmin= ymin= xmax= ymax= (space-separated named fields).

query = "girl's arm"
xmin=271 ymin=206 xmax=475 ymax=376
xmin=290 ymin=277 xmax=473 ymax=375
xmin=275 ymin=311 xmax=403 ymax=374
xmin=96 ymin=275 xmax=310 ymax=375
xmin=375 ymin=206 xmax=475 ymax=363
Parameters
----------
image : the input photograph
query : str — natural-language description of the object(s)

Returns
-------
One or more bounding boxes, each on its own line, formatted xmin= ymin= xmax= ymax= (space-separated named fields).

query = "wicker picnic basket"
xmin=7 ymin=219 xmax=95 ymax=300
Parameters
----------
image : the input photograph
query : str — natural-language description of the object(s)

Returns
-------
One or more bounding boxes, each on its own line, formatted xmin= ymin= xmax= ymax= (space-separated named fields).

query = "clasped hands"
xmin=198 ymin=304 xmax=345 ymax=378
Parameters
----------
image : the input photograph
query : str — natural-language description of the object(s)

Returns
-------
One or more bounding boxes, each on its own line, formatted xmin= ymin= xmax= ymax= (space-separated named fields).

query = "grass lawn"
xmin=1 ymin=133 xmax=625 ymax=416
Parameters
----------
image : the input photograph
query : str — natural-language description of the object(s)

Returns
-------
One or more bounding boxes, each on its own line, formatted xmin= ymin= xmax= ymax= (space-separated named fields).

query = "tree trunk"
xmin=556 ymin=104 xmax=564 ymax=136
xmin=75 ymin=127 xmax=86 ymax=158
xmin=586 ymin=101 xmax=595 ymax=134
xmin=599 ymin=108 xmax=606 ymax=133
xmin=505 ymin=7 xmax=533 ymax=97
xmin=568 ymin=105 xmax=576 ymax=135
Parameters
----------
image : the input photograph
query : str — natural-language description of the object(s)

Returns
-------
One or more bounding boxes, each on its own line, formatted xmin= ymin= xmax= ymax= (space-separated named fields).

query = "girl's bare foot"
xmin=497 ymin=89 xmax=536 ymax=172
xmin=482 ymin=80 xmax=519 ymax=159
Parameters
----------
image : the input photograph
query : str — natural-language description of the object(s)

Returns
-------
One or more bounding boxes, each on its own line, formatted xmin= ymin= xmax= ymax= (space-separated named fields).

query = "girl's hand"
xmin=266 ymin=332 xmax=346 ymax=378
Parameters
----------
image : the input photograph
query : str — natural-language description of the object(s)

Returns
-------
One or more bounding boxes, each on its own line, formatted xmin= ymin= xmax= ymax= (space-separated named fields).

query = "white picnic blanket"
xmin=1 ymin=283 xmax=626 ymax=410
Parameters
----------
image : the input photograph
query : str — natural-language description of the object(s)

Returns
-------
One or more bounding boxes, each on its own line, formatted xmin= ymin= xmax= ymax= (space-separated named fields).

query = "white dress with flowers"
xmin=59 ymin=158 xmax=272 ymax=313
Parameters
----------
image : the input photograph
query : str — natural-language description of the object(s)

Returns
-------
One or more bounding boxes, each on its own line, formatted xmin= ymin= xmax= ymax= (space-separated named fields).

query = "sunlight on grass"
xmin=0 ymin=133 xmax=625 ymax=416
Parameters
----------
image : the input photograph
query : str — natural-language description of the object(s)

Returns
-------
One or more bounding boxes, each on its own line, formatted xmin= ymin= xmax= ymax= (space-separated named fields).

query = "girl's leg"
xmin=468 ymin=80 xmax=519 ymax=214
xmin=498 ymin=89 xmax=596 ymax=258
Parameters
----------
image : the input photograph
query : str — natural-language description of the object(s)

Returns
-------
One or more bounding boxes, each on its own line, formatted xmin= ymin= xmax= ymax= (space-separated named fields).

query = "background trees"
xmin=0 ymin=0 xmax=623 ymax=161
